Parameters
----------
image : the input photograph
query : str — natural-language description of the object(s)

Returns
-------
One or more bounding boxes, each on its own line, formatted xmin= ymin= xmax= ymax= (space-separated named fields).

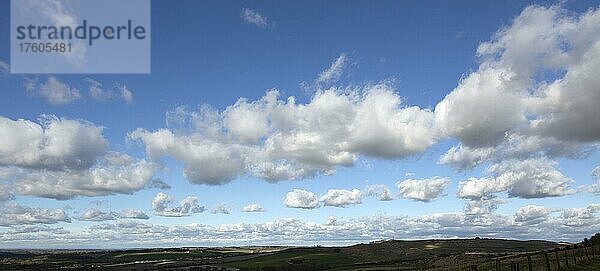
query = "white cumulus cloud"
xmin=0 ymin=115 xmax=107 ymax=170
xmin=365 ymin=184 xmax=393 ymax=201
xmin=514 ymin=205 xmax=552 ymax=225
xmin=457 ymin=158 xmax=574 ymax=199
xmin=397 ymin=177 xmax=450 ymax=202
xmin=118 ymin=209 xmax=149 ymax=220
xmin=130 ymin=84 xmax=438 ymax=185
xmin=0 ymin=203 xmax=71 ymax=226
xmin=319 ymin=189 xmax=362 ymax=207
xmin=283 ymin=189 xmax=320 ymax=209
xmin=80 ymin=208 xmax=117 ymax=221
xmin=242 ymin=204 xmax=264 ymax=212
xmin=152 ymin=192 xmax=205 ymax=217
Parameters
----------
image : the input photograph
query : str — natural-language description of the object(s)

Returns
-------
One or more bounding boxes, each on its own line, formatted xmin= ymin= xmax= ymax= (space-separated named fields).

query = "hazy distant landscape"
xmin=2 ymin=235 xmax=599 ymax=270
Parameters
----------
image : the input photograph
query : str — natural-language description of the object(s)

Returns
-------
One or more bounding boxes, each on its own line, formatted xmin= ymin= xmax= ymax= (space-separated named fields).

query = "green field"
xmin=1 ymin=239 xmax=598 ymax=271
xmin=560 ymin=258 xmax=600 ymax=270
xmin=226 ymin=249 xmax=359 ymax=269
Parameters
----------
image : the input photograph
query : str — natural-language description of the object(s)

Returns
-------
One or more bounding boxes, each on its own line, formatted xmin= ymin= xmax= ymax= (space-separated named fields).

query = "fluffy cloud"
xmin=0 ymin=116 xmax=107 ymax=170
xmin=130 ymin=84 xmax=437 ymax=185
xmin=13 ymin=153 xmax=160 ymax=200
xmin=464 ymin=197 xmax=505 ymax=215
xmin=0 ymin=203 xmax=70 ymax=226
xmin=365 ymin=184 xmax=393 ymax=201
xmin=457 ymin=158 xmax=574 ymax=199
xmin=283 ymin=189 xmax=320 ymax=209
xmin=435 ymin=68 xmax=525 ymax=147
xmin=129 ymin=5 xmax=600 ymax=188
xmin=151 ymin=192 xmax=205 ymax=217
xmin=514 ymin=205 xmax=552 ymax=225
xmin=434 ymin=5 xmax=600 ymax=176
xmin=129 ymin=127 xmax=248 ymax=185
xmin=283 ymin=187 xmax=398 ymax=209
xmin=79 ymin=208 xmax=117 ymax=221
xmin=439 ymin=133 xmax=586 ymax=170
xmin=397 ymin=177 xmax=450 ymax=202
xmin=319 ymin=189 xmax=362 ymax=207
xmin=240 ymin=8 xmax=273 ymax=29
xmin=25 ymin=76 xmax=81 ymax=105
xmin=3 ymin=203 xmax=598 ymax=248
xmin=457 ymin=177 xmax=507 ymax=200
xmin=560 ymin=204 xmax=600 ymax=227
xmin=437 ymin=5 xmax=600 ymax=144
xmin=0 ymin=116 xmax=160 ymax=201
xmin=74 ymin=207 xmax=147 ymax=221
xmin=242 ymin=204 xmax=264 ymax=212
xmin=118 ymin=209 xmax=149 ymax=220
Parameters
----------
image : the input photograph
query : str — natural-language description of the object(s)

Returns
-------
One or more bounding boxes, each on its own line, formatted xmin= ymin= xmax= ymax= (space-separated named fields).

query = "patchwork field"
xmin=1 ymin=238 xmax=598 ymax=270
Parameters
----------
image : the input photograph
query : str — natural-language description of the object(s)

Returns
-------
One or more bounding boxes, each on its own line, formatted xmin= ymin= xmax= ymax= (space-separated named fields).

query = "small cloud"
xmin=365 ymin=184 xmax=393 ymax=201
xmin=456 ymin=159 xmax=575 ymax=199
xmin=316 ymin=53 xmax=348 ymax=85
xmin=118 ymin=209 xmax=149 ymax=220
xmin=301 ymin=53 xmax=353 ymax=92
xmin=25 ymin=76 xmax=81 ymax=105
xmin=86 ymin=78 xmax=134 ymax=104
xmin=320 ymin=189 xmax=362 ymax=207
xmin=284 ymin=189 xmax=320 ymax=209
xmin=80 ymin=208 xmax=149 ymax=221
xmin=211 ymin=204 xmax=231 ymax=214
xmin=240 ymin=8 xmax=274 ymax=29
xmin=397 ymin=177 xmax=450 ymax=202
xmin=152 ymin=192 xmax=205 ymax=217
xmin=79 ymin=208 xmax=117 ymax=221
xmin=119 ymin=84 xmax=134 ymax=104
xmin=86 ymin=78 xmax=112 ymax=101
xmin=242 ymin=203 xmax=264 ymax=212
xmin=464 ymin=197 xmax=505 ymax=215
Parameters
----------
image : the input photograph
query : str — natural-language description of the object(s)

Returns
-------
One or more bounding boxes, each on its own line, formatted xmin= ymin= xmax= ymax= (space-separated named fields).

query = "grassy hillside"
xmin=224 ymin=238 xmax=564 ymax=271
xmin=1 ymin=238 xmax=589 ymax=271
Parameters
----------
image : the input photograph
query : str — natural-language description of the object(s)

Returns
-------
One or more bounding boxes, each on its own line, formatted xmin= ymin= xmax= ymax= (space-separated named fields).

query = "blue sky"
xmin=0 ymin=0 xmax=599 ymax=248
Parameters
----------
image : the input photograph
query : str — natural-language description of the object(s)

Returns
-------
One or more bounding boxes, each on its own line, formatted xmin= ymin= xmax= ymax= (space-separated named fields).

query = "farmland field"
xmin=4 ymin=238 xmax=597 ymax=270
